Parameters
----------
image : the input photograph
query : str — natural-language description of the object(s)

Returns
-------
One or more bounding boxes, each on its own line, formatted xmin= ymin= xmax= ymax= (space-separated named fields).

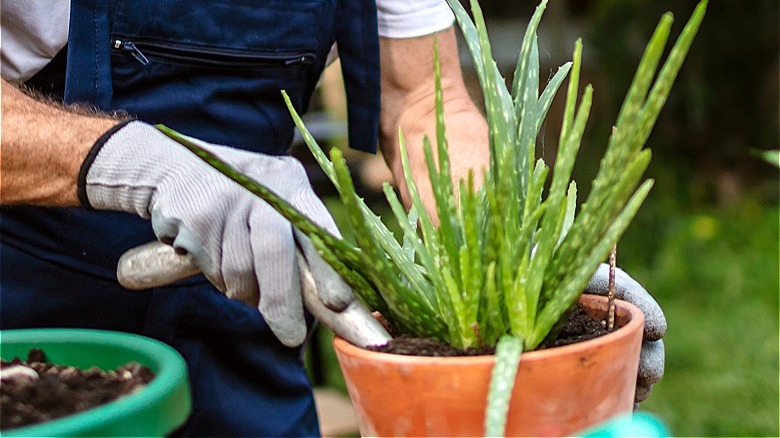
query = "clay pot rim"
xmin=334 ymin=295 xmax=644 ymax=365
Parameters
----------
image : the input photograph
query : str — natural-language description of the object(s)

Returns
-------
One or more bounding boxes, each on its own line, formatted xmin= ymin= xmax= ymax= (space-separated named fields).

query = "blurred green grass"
xmin=620 ymin=197 xmax=779 ymax=436
xmin=307 ymin=192 xmax=779 ymax=437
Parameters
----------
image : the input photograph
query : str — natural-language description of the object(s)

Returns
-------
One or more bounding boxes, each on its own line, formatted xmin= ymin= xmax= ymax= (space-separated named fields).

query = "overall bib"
xmin=0 ymin=0 xmax=379 ymax=435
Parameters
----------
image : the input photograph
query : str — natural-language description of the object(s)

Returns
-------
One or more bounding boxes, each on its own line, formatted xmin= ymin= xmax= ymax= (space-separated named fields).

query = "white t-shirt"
xmin=0 ymin=0 xmax=455 ymax=82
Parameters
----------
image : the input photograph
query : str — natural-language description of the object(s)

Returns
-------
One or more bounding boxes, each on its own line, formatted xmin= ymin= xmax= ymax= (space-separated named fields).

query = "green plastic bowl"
xmin=1 ymin=329 xmax=191 ymax=437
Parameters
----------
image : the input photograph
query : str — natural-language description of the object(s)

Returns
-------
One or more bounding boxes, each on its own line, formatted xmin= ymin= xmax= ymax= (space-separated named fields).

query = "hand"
xmin=80 ymin=121 xmax=354 ymax=347
xmin=378 ymin=28 xmax=489 ymax=222
xmin=584 ymin=264 xmax=666 ymax=404
xmin=396 ymin=105 xmax=489 ymax=222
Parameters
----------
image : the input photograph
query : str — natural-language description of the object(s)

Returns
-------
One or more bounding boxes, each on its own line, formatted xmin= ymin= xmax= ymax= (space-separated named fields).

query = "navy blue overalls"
xmin=0 ymin=0 xmax=379 ymax=435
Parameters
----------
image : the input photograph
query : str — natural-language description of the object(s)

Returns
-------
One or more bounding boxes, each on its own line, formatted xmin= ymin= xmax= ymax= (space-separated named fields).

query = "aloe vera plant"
xmin=161 ymin=0 xmax=705 ymax=349
xmin=158 ymin=0 xmax=705 ymax=433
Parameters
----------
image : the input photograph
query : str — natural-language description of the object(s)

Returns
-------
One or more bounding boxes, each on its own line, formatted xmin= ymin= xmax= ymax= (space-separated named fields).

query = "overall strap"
xmin=64 ymin=0 xmax=113 ymax=108
xmin=335 ymin=0 xmax=381 ymax=154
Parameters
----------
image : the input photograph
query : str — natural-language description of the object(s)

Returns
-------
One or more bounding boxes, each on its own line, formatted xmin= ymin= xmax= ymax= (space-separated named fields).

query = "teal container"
xmin=578 ymin=412 xmax=671 ymax=437
xmin=1 ymin=329 xmax=191 ymax=437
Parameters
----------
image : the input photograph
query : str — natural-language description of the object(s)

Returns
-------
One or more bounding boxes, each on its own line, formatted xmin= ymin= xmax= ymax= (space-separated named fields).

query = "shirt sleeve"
xmin=376 ymin=0 xmax=455 ymax=39
xmin=0 ymin=2 xmax=70 ymax=82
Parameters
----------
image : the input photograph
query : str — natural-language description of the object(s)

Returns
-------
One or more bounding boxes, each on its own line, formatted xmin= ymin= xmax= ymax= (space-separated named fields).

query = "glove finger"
xmin=251 ymin=208 xmax=307 ymax=347
xmin=634 ymin=383 xmax=653 ymax=404
xmin=287 ymin=178 xmax=342 ymax=238
xmin=293 ymin=228 xmax=354 ymax=311
xmin=150 ymin=213 xmax=180 ymax=246
xmin=220 ymin=202 xmax=259 ymax=306
xmin=151 ymin=212 xmax=226 ymax=292
xmin=585 ymin=264 xmax=667 ymax=341
xmin=637 ymin=339 xmax=665 ymax=387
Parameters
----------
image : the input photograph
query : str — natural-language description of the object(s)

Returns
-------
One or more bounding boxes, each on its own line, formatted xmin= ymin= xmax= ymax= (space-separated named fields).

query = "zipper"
xmin=112 ymin=39 xmax=315 ymax=69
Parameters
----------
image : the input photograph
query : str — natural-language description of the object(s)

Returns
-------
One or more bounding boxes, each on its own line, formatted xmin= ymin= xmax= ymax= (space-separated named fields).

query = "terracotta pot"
xmin=333 ymin=294 xmax=644 ymax=437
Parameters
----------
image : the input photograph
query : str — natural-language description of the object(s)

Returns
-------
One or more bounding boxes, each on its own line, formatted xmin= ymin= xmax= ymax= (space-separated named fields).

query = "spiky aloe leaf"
xmin=484 ymin=335 xmax=523 ymax=437
xmin=754 ymin=149 xmax=780 ymax=168
xmin=156 ymin=125 xmax=363 ymax=268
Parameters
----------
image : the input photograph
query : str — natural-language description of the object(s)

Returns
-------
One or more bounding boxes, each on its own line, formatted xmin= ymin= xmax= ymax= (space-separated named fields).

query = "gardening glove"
xmin=79 ymin=120 xmax=355 ymax=347
xmin=585 ymin=264 xmax=665 ymax=404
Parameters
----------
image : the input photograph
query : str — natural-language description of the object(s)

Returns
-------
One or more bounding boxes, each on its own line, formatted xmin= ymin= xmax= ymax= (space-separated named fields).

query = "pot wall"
xmin=333 ymin=295 xmax=644 ymax=437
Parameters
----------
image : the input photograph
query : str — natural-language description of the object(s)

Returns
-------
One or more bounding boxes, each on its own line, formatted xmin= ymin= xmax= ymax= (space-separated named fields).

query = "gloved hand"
xmin=79 ymin=120 xmax=354 ymax=347
xmin=585 ymin=264 xmax=665 ymax=404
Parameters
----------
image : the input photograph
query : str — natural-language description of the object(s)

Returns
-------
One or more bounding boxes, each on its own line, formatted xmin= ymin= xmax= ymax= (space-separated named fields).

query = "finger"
xmin=220 ymin=201 xmax=259 ymax=306
xmin=637 ymin=339 xmax=665 ymax=387
xmin=251 ymin=207 xmax=307 ymax=347
xmin=634 ymin=384 xmax=653 ymax=404
xmin=293 ymin=229 xmax=354 ymax=311
xmin=613 ymin=268 xmax=666 ymax=340
xmin=586 ymin=264 xmax=667 ymax=340
xmin=151 ymin=212 xmax=227 ymax=292
xmin=150 ymin=211 xmax=182 ymax=246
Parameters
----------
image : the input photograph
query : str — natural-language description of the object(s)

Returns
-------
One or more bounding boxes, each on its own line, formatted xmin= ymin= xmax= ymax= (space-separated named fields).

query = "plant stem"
xmin=607 ymin=245 xmax=617 ymax=331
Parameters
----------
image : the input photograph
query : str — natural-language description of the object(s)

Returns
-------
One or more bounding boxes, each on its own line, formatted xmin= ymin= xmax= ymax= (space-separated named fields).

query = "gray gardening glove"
xmin=585 ymin=264 xmax=665 ymax=404
xmin=79 ymin=121 xmax=354 ymax=347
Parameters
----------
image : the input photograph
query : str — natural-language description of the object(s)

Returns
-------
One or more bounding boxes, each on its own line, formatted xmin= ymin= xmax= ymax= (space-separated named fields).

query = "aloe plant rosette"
xmin=158 ymin=0 xmax=705 ymax=434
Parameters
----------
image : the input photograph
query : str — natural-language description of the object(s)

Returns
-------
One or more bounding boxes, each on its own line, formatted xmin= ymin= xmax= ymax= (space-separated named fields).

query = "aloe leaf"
xmin=445 ymin=0 xmax=485 ymax=83
xmin=536 ymin=62 xmax=572 ymax=133
xmin=513 ymin=33 xmax=540 ymax=222
xmin=559 ymin=147 xmax=652 ymax=277
xmin=505 ymin=254 xmax=530 ymax=338
xmin=282 ymin=91 xmax=413 ymax=279
xmin=281 ymin=92 xmax=338 ymax=186
xmin=481 ymin=262 xmax=503 ymax=345
xmin=557 ymin=182 xmax=577 ymax=248
xmin=511 ymin=0 xmax=547 ymax=108
xmin=613 ymin=14 xmax=672 ymax=137
xmin=401 ymin=205 xmax=420 ymax=260
xmin=542 ymin=144 xmax=649 ymax=325
xmin=458 ymin=174 xmax=483 ymax=328
xmin=156 ymin=126 xmax=365 ymax=267
xmin=754 ymin=149 xmax=780 ymax=168
xmin=521 ymin=86 xmax=592 ymax=323
xmin=331 ymin=148 xmax=443 ymax=337
xmin=469 ymin=0 xmax=517 ymax=174
xmin=520 ymin=159 xmax=549 ymax=245
xmin=398 ymin=129 xmax=440 ymax=261
xmin=442 ymin=265 xmax=471 ymax=348
xmin=424 ymin=136 xmax=462 ymax=286
xmin=550 ymin=85 xmax=592 ymax=200
xmin=430 ymin=38 xmax=463 ymax=285
xmin=485 ymin=335 xmax=523 ymax=437
xmin=382 ymin=183 xmax=441 ymax=308
xmin=308 ymin=234 xmax=387 ymax=313
xmin=531 ymin=179 xmax=654 ymax=348
xmin=559 ymin=40 xmax=582 ymax=146
xmin=634 ymin=1 xmax=708 ymax=149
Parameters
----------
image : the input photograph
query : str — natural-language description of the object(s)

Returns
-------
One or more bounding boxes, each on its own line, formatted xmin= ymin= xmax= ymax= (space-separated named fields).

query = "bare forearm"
xmin=379 ymin=27 xmax=489 ymax=215
xmin=0 ymin=79 xmax=119 ymax=206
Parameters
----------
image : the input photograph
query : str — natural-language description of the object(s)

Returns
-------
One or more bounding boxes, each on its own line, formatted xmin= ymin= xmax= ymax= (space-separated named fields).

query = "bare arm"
xmin=0 ymin=78 xmax=119 ymax=206
xmin=379 ymin=26 xmax=489 ymax=219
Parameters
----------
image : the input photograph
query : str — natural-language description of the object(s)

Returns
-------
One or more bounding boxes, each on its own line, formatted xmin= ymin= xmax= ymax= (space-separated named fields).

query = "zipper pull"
xmin=285 ymin=54 xmax=315 ymax=66
xmin=113 ymin=40 xmax=150 ymax=66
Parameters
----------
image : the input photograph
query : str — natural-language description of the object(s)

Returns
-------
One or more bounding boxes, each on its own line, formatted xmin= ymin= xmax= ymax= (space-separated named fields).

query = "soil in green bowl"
xmin=1 ymin=349 xmax=155 ymax=431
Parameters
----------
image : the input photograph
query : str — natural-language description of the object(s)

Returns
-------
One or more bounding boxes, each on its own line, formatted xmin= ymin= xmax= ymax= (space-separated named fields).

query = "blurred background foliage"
xmin=301 ymin=0 xmax=779 ymax=436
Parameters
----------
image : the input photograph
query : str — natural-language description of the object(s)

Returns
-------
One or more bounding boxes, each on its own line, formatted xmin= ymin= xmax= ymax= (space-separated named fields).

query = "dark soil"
xmin=0 ymin=349 xmax=155 ymax=431
xmin=368 ymin=304 xmax=609 ymax=357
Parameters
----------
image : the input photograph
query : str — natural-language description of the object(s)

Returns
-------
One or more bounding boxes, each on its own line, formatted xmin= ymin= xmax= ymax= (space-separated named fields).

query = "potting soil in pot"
xmin=0 ymin=349 xmax=155 ymax=431
xmin=368 ymin=304 xmax=609 ymax=356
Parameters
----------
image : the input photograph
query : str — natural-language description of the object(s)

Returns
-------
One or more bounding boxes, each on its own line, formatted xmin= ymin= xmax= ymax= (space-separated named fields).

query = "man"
xmin=1 ymin=1 xmax=664 ymax=435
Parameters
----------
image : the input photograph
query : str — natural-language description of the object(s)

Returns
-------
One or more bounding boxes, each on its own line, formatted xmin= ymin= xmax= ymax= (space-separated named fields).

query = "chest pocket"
xmin=109 ymin=0 xmax=336 ymax=154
